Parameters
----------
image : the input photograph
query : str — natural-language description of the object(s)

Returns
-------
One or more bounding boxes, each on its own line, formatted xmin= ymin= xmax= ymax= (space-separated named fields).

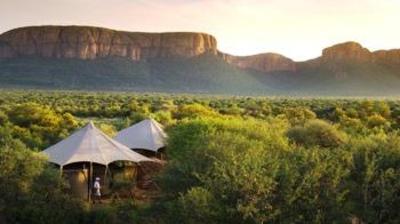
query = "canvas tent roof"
xmin=114 ymin=119 xmax=167 ymax=152
xmin=42 ymin=122 xmax=153 ymax=166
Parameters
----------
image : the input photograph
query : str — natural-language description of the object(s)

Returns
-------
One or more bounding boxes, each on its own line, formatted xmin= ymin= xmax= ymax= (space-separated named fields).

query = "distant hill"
xmin=1 ymin=26 xmax=400 ymax=96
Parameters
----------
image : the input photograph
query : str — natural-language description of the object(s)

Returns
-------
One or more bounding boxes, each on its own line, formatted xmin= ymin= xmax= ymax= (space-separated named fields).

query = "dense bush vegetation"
xmin=1 ymin=91 xmax=400 ymax=223
xmin=0 ymin=132 xmax=86 ymax=224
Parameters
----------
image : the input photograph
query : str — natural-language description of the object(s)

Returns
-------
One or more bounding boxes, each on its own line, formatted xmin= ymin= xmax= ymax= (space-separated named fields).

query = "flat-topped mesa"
xmin=0 ymin=26 xmax=218 ymax=60
xmin=317 ymin=41 xmax=400 ymax=65
xmin=321 ymin=41 xmax=372 ymax=63
xmin=223 ymin=53 xmax=296 ymax=73
xmin=373 ymin=49 xmax=400 ymax=65
xmin=2 ymin=25 xmax=400 ymax=75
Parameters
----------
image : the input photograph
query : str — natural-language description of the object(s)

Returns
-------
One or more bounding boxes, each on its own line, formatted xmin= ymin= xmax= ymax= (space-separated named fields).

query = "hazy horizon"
xmin=1 ymin=0 xmax=400 ymax=61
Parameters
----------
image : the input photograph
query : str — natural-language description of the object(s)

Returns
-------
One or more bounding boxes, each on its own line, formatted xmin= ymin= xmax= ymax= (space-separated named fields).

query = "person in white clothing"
xmin=93 ymin=177 xmax=102 ymax=203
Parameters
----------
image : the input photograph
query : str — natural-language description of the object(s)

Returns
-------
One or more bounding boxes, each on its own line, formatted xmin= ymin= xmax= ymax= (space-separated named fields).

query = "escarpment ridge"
xmin=1 ymin=26 xmax=400 ymax=96
xmin=1 ymin=26 xmax=400 ymax=73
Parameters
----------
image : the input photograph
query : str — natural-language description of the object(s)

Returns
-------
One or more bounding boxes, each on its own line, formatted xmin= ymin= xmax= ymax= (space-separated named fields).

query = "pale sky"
xmin=1 ymin=0 xmax=399 ymax=61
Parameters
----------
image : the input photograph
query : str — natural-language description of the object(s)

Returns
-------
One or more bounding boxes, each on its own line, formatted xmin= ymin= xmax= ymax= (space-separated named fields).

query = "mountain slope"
xmin=1 ymin=26 xmax=400 ymax=96
xmin=0 ymin=55 xmax=276 ymax=95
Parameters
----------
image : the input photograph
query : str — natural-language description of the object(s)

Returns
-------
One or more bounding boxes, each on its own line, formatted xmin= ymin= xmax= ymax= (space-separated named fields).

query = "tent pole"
xmin=104 ymin=164 xmax=108 ymax=178
xmin=59 ymin=165 xmax=63 ymax=189
xmin=88 ymin=162 xmax=93 ymax=203
xmin=59 ymin=165 xmax=63 ymax=178
xmin=104 ymin=164 xmax=108 ymax=190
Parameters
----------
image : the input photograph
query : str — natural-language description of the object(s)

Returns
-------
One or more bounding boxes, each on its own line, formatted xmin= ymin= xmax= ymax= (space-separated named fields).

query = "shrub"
xmin=284 ymin=107 xmax=316 ymax=126
xmin=161 ymin=117 xmax=350 ymax=223
xmin=367 ymin=114 xmax=389 ymax=129
xmin=0 ymin=137 xmax=86 ymax=224
xmin=174 ymin=103 xmax=219 ymax=119
xmin=287 ymin=119 xmax=347 ymax=148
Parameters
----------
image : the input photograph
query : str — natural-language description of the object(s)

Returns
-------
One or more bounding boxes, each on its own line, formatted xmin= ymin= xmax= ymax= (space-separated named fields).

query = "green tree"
xmin=287 ymin=119 xmax=347 ymax=148
xmin=284 ymin=107 xmax=316 ymax=126
xmin=0 ymin=137 xmax=86 ymax=224
xmin=162 ymin=117 xmax=350 ymax=223
xmin=349 ymin=134 xmax=400 ymax=223
xmin=174 ymin=103 xmax=219 ymax=120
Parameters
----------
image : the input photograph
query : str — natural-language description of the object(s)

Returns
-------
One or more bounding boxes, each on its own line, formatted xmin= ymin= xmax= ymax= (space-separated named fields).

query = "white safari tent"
xmin=42 ymin=121 xmax=153 ymax=200
xmin=114 ymin=119 xmax=167 ymax=152
xmin=43 ymin=121 xmax=153 ymax=166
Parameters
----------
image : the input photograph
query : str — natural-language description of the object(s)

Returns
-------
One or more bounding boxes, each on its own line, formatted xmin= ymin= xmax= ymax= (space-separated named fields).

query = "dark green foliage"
xmin=2 ymin=55 xmax=400 ymax=95
xmin=287 ymin=119 xmax=347 ymax=148
xmin=0 ymin=56 xmax=271 ymax=95
xmin=348 ymin=134 xmax=400 ymax=223
xmin=2 ymin=102 xmax=78 ymax=149
xmin=1 ymin=91 xmax=400 ymax=223
xmin=87 ymin=201 xmax=141 ymax=224
xmin=162 ymin=118 xmax=351 ymax=223
xmin=0 ymin=137 xmax=86 ymax=224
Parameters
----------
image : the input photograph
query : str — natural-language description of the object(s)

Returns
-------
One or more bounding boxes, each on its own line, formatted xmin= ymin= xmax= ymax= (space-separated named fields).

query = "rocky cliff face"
xmin=0 ymin=26 xmax=218 ymax=60
xmin=225 ymin=41 xmax=400 ymax=74
xmin=317 ymin=41 xmax=400 ymax=65
xmin=1 ymin=26 xmax=400 ymax=75
xmin=223 ymin=53 xmax=296 ymax=73
xmin=373 ymin=49 xmax=400 ymax=65
xmin=299 ymin=41 xmax=400 ymax=79
xmin=0 ymin=25 xmax=298 ymax=73
xmin=320 ymin=42 xmax=372 ymax=63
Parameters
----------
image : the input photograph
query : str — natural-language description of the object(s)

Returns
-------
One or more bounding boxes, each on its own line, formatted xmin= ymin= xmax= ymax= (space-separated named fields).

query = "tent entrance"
xmin=62 ymin=162 xmax=111 ymax=201
xmin=63 ymin=168 xmax=89 ymax=199
xmin=61 ymin=162 xmax=140 ymax=201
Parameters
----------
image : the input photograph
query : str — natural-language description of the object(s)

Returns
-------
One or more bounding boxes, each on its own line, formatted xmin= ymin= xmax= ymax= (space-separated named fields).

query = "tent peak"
xmin=114 ymin=118 xmax=167 ymax=152
xmin=86 ymin=121 xmax=96 ymax=129
xmin=42 ymin=120 xmax=153 ymax=166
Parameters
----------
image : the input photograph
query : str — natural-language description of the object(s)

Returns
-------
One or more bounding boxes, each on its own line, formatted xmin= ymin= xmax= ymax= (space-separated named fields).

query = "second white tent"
xmin=114 ymin=118 xmax=167 ymax=152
